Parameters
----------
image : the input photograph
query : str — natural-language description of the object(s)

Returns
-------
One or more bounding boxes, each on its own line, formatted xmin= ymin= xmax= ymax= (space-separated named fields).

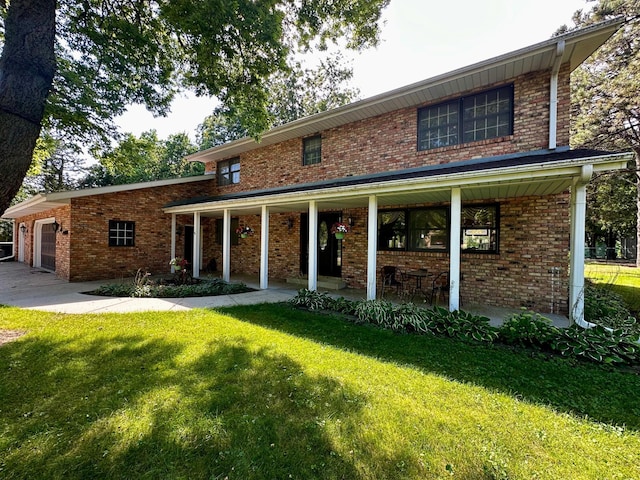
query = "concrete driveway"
xmin=0 ymin=261 xmax=298 ymax=314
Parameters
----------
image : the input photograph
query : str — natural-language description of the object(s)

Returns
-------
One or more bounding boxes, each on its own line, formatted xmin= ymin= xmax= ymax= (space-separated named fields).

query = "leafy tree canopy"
xmin=0 ymin=0 xmax=389 ymax=214
xmin=561 ymin=0 xmax=640 ymax=262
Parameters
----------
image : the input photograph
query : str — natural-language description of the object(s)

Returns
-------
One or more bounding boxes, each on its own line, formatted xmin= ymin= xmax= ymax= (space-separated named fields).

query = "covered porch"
xmin=164 ymin=149 xmax=631 ymax=327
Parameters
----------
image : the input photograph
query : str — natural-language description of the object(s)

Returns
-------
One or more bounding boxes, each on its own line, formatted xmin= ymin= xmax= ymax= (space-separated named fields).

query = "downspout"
xmin=548 ymin=40 xmax=565 ymax=150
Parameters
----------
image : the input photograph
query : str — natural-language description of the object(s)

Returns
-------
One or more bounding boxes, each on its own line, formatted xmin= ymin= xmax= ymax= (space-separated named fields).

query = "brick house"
xmin=3 ymin=19 xmax=632 ymax=325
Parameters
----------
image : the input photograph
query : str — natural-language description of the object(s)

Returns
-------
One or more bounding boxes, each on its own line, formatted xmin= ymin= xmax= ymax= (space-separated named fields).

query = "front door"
xmin=183 ymin=226 xmax=194 ymax=270
xmin=300 ymin=212 xmax=342 ymax=277
xmin=40 ymin=223 xmax=56 ymax=271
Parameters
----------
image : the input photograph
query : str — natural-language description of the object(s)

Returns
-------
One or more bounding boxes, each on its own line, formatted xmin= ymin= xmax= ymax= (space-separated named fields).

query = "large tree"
xmin=0 ymin=0 xmax=389 ymax=215
xmin=562 ymin=0 xmax=640 ymax=264
xmin=198 ymin=52 xmax=360 ymax=149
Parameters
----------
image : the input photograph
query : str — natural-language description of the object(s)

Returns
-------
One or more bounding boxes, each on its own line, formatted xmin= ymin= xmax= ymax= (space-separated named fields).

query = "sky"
xmin=115 ymin=0 xmax=591 ymax=141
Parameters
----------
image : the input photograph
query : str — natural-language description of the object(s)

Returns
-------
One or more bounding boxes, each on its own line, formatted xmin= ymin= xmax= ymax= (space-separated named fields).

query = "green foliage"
xmin=424 ymin=306 xmax=499 ymax=343
xmin=551 ymin=325 xmax=639 ymax=365
xmin=585 ymin=281 xmax=640 ymax=337
xmin=89 ymin=276 xmax=252 ymax=299
xmin=500 ymin=310 xmax=560 ymax=349
xmin=287 ymin=288 xmax=333 ymax=311
xmin=289 ymin=288 xmax=640 ymax=366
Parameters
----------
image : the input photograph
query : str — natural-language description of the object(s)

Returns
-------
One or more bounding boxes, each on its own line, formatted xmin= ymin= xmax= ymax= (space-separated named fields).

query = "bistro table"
xmin=405 ymin=269 xmax=432 ymax=299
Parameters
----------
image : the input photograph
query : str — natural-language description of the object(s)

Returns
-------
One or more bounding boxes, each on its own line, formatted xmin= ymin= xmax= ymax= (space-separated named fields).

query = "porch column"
xmin=449 ymin=187 xmax=461 ymax=311
xmin=308 ymin=200 xmax=318 ymax=291
xmin=222 ymin=209 xmax=231 ymax=282
xmin=569 ymin=165 xmax=593 ymax=326
xmin=193 ymin=212 xmax=201 ymax=278
xmin=260 ymin=205 xmax=270 ymax=289
xmin=367 ymin=195 xmax=378 ymax=300
xmin=170 ymin=214 xmax=177 ymax=273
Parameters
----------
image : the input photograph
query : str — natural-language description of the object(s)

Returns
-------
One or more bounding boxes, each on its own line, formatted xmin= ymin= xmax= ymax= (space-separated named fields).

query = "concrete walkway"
xmin=0 ymin=261 xmax=299 ymax=314
xmin=0 ymin=261 xmax=569 ymax=327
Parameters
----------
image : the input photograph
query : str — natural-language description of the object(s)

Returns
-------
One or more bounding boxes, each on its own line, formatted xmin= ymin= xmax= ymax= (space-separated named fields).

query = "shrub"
xmin=551 ymin=325 xmax=639 ymax=365
xmin=89 ymin=277 xmax=252 ymax=298
xmin=425 ymin=307 xmax=498 ymax=343
xmin=584 ymin=282 xmax=639 ymax=338
xmin=354 ymin=299 xmax=398 ymax=330
xmin=499 ymin=310 xmax=560 ymax=349
xmin=288 ymin=289 xmax=333 ymax=311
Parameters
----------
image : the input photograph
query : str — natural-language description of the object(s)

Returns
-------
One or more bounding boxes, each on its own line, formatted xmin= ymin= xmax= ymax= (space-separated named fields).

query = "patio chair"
xmin=381 ymin=266 xmax=406 ymax=298
xmin=428 ymin=271 xmax=450 ymax=306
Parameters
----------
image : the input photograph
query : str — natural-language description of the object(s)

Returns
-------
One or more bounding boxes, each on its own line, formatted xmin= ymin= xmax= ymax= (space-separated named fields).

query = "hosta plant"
xmin=499 ymin=310 xmax=560 ymax=349
xmin=551 ymin=325 xmax=639 ymax=365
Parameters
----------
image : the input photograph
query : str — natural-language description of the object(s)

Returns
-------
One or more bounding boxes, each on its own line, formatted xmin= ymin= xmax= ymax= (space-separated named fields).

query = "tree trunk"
xmin=0 ymin=0 xmax=56 ymax=215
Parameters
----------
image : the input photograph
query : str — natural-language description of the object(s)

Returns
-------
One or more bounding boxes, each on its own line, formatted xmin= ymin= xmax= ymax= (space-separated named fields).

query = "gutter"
xmin=549 ymin=40 xmax=565 ymax=150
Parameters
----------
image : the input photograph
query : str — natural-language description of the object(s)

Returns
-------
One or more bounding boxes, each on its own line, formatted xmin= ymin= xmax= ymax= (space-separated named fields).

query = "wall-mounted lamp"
xmin=287 ymin=217 xmax=295 ymax=230
xmin=52 ymin=220 xmax=60 ymax=233
xmin=20 ymin=224 xmax=27 ymax=234
xmin=347 ymin=216 xmax=355 ymax=227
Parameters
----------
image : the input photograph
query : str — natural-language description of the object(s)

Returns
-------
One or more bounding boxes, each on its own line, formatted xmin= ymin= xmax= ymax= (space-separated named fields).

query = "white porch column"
xmin=569 ymin=165 xmax=593 ymax=326
xmin=170 ymin=214 xmax=177 ymax=273
xmin=260 ymin=205 xmax=270 ymax=290
xmin=367 ymin=195 xmax=378 ymax=300
xmin=193 ymin=212 xmax=201 ymax=278
xmin=222 ymin=209 xmax=231 ymax=282
xmin=449 ymin=187 xmax=461 ymax=311
xmin=308 ymin=200 xmax=318 ymax=291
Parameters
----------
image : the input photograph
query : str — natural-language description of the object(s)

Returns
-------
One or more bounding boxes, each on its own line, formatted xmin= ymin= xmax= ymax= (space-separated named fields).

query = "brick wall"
xmin=68 ymin=180 xmax=215 ymax=281
xmin=206 ymin=67 xmax=570 ymax=195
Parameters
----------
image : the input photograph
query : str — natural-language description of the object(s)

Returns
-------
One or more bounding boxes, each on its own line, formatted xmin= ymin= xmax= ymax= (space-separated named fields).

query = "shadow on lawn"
xmin=219 ymin=303 xmax=640 ymax=431
xmin=0 ymin=332 xmax=379 ymax=478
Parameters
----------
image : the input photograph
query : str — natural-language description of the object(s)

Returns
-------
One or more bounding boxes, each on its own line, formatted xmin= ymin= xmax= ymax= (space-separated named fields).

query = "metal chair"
xmin=381 ymin=266 xmax=404 ymax=298
xmin=429 ymin=271 xmax=450 ymax=306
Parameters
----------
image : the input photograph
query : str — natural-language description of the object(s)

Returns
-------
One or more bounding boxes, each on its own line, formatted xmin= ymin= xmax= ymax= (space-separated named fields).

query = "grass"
xmin=585 ymin=262 xmax=640 ymax=313
xmin=1 ymin=304 xmax=639 ymax=479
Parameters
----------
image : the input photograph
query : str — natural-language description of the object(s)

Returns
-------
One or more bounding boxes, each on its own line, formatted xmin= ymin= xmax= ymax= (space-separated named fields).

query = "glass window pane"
xmin=377 ymin=210 xmax=406 ymax=250
xmin=409 ymin=208 xmax=448 ymax=250
xmin=461 ymin=205 xmax=498 ymax=252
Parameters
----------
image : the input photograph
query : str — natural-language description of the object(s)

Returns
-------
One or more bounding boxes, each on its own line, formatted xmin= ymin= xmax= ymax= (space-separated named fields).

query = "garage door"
xmin=41 ymin=223 xmax=56 ymax=271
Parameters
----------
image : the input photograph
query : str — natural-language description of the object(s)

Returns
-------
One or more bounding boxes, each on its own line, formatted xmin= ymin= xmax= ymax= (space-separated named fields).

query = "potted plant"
xmin=330 ymin=222 xmax=350 ymax=239
xmin=235 ymin=226 xmax=254 ymax=238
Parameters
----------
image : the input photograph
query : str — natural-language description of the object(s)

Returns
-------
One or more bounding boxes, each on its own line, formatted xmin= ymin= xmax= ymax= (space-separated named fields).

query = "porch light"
xmin=347 ymin=216 xmax=355 ymax=227
xmin=52 ymin=220 xmax=60 ymax=233
xmin=20 ymin=224 xmax=27 ymax=234
xmin=287 ymin=217 xmax=294 ymax=229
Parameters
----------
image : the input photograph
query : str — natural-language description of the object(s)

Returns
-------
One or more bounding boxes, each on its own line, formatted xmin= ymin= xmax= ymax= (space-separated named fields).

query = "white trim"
xmin=2 ymin=175 xmax=214 ymax=219
xmin=33 ymin=217 xmax=56 ymax=270
xmin=170 ymin=214 xmax=177 ymax=273
xmin=193 ymin=212 xmax=201 ymax=278
xmin=222 ymin=209 xmax=231 ymax=282
xmin=18 ymin=222 xmax=25 ymax=263
xmin=366 ymin=195 xmax=378 ymax=300
xmin=186 ymin=19 xmax=623 ymax=164
xmin=549 ymin=40 xmax=565 ymax=149
xmin=449 ymin=188 xmax=462 ymax=311
xmin=164 ymin=154 xmax=632 ymax=216
xmin=308 ymin=201 xmax=318 ymax=291
xmin=260 ymin=205 xmax=269 ymax=289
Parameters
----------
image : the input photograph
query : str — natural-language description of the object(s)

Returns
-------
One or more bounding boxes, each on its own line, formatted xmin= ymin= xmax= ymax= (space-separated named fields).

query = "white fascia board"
xmin=3 ymin=175 xmax=214 ymax=219
xmin=165 ymin=152 xmax=632 ymax=215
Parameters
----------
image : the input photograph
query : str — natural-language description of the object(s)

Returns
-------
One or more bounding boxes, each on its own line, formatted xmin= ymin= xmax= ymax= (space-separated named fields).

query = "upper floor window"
xmin=418 ymin=85 xmax=513 ymax=151
xmin=218 ymin=157 xmax=240 ymax=186
xmin=109 ymin=220 xmax=135 ymax=247
xmin=303 ymin=135 xmax=322 ymax=165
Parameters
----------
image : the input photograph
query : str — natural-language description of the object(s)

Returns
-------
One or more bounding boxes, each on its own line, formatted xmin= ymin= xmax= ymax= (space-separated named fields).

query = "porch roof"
xmin=163 ymin=148 xmax=633 ymax=216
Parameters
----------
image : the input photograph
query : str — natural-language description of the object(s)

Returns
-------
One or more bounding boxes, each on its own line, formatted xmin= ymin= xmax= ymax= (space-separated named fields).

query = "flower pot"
xmin=241 ymin=233 xmax=248 ymax=238
xmin=335 ymin=232 xmax=345 ymax=239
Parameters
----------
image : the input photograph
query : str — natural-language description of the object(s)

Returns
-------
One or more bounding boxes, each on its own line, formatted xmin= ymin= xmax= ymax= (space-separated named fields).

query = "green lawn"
xmin=1 ymin=304 xmax=639 ymax=479
xmin=585 ymin=262 xmax=640 ymax=313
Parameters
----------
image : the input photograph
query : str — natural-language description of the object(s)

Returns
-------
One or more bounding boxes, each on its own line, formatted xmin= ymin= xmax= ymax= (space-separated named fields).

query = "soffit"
xmin=188 ymin=18 xmax=623 ymax=164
